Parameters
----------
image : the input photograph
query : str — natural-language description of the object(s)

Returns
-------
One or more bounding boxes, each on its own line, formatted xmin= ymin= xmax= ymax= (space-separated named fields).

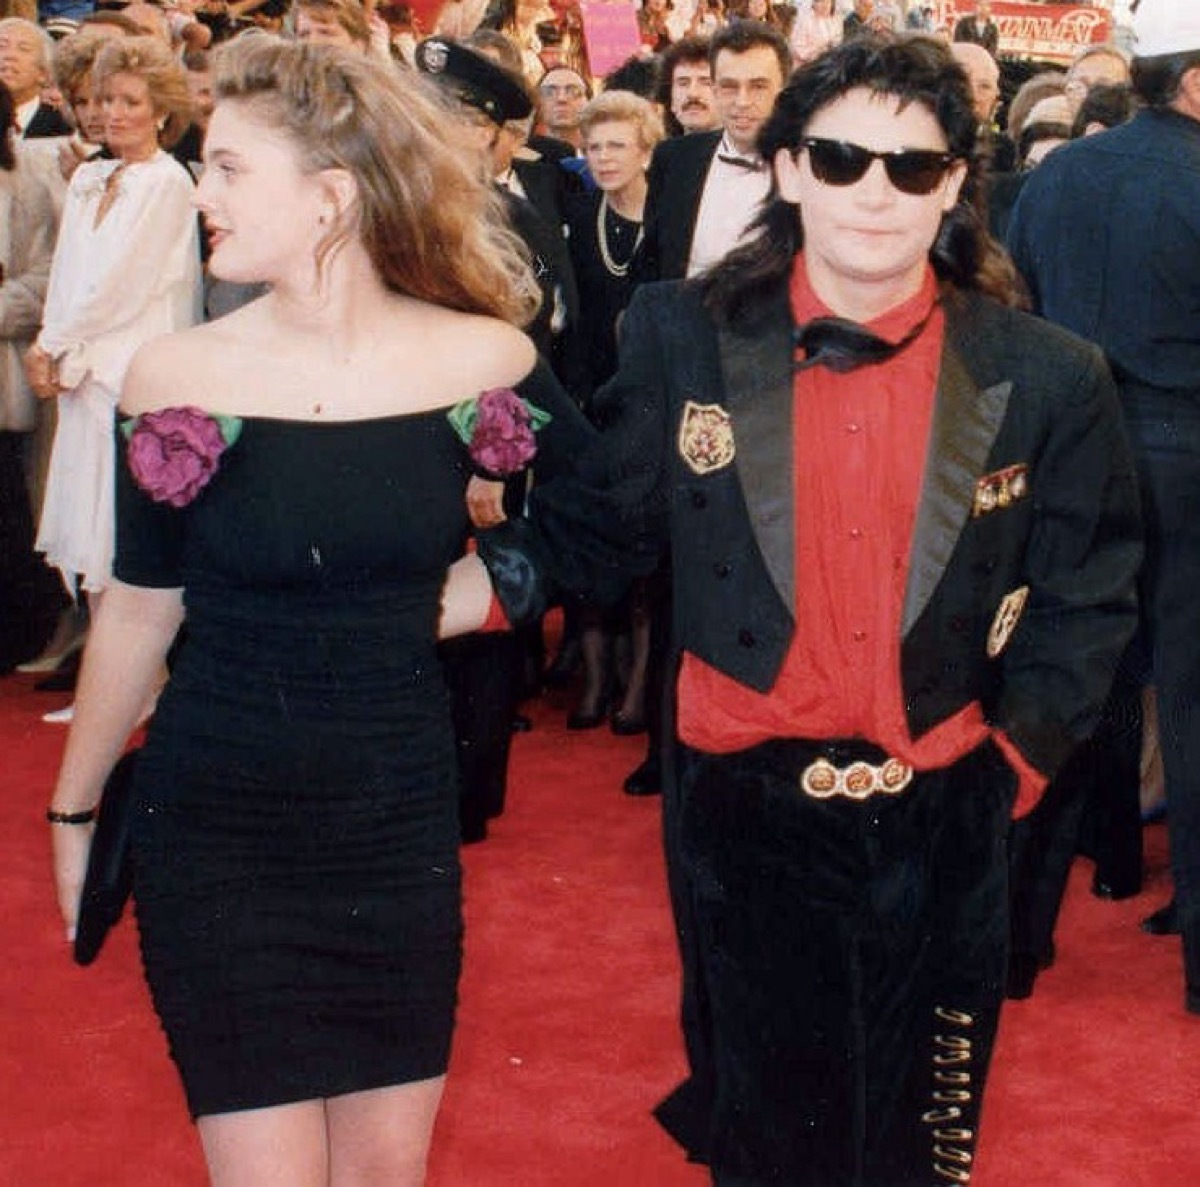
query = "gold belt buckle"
xmin=799 ymin=755 xmax=914 ymax=801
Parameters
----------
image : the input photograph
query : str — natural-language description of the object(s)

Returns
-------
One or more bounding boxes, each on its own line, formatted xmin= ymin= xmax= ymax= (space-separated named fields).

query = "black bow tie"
xmin=717 ymin=152 xmax=765 ymax=171
xmin=793 ymin=309 xmax=934 ymax=373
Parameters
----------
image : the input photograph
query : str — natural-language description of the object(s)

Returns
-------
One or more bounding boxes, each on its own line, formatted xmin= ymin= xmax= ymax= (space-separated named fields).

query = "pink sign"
xmin=938 ymin=2 xmax=1114 ymax=64
xmin=579 ymin=1 xmax=643 ymax=78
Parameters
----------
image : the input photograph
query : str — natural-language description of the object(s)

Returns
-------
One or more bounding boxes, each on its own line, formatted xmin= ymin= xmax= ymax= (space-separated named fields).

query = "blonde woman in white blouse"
xmin=27 ymin=37 xmax=201 ymax=609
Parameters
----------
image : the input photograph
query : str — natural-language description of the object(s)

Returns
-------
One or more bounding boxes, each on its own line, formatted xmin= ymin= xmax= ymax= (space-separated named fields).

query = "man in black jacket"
xmin=953 ymin=1 xmax=1000 ymax=57
xmin=0 ymin=18 xmax=71 ymax=139
xmin=636 ymin=21 xmax=789 ymax=283
xmin=482 ymin=34 xmax=1141 ymax=1184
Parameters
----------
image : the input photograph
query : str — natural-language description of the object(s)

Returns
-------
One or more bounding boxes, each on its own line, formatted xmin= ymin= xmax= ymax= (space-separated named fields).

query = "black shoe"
xmin=510 ymin=714 xmax=533 ymax=733
xmin=623 ymin=758 xmax=662 ymax=797
xmin=1006 ymin=954 xmax=1041 ymax=1000
xmin=610 ymin=710 xmax=647 ymax=737
xmin=34 ymin=646 xmax=81 ymax=692
xmin=566 ymin=707 xmax=606 ymax=730
xmin=1142 ymin=900 xmax=1180 ymax=936
xmin=460 ymin=819 xmax=488 ymax=845
xmin=1092 ymin=871 xmax=1142 ymax=901
xmin=543 ymin=642 xmax=581 ymax=689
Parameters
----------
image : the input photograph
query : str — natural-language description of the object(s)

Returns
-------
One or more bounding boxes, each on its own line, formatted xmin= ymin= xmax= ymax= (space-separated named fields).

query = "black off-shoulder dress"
xmin=118 ymin=404 xmax=473 ymax=1117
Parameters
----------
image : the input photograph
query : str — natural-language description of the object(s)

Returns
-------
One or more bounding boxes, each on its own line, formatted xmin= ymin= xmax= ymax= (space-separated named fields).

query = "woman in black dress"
xmin=563 ymin=90 xmax=662 ymax=733
xmin=47 ymin=34 xmax=586 ymax=1184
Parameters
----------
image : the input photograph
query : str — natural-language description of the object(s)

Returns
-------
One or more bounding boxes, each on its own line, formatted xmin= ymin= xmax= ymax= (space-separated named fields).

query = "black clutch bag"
xmin=74 ymin=749 xmax=140 ymax=967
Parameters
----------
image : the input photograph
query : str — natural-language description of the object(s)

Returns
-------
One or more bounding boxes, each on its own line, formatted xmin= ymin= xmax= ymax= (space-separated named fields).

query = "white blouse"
xmin=34 ymin=150 xmax=201 ymax=591
xmin=38 ymin=150 xmax=201 ymax=396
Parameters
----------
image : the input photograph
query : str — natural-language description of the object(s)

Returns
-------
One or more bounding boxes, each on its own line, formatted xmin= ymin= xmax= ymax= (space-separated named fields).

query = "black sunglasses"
xmin=799 ymin=138 xmax=959 ymax=196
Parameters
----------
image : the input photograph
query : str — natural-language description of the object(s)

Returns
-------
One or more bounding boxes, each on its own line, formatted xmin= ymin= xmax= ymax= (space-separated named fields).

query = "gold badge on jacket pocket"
xmin=987 ymin=585 xmax=1030 ymax=659
xmin=972 ymin=464 xmax=1029 ymax=518
xmin=678 ymin=401 xmax=736 ymax=476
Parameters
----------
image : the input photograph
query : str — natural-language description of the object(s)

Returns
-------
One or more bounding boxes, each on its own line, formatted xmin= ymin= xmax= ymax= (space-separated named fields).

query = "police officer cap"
xmin=1132 ymin=0 xmax=1200 ymax=58
xmin=415 ymin=37 xmax=533 ymax=125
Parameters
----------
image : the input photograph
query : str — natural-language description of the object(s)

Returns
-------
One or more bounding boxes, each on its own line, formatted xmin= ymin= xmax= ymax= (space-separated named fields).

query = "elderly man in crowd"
xmin=0 ymin=17 xmax=71 ymax=138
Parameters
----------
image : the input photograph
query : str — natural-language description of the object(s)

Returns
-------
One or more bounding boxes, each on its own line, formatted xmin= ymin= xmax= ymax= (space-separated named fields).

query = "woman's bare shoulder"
xmin=119 ymin=313 xmax=256 ymax=417
xmin=408 ymin=306 xmax=538 ymax=391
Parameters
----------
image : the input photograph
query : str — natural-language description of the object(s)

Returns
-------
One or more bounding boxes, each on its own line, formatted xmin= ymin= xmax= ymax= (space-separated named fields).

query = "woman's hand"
xmin=51 ymin=822 xmax=93 ymax=944
xmin=466 ymin=475 xmax=508 ymax=529
xmin=57 ymin=137 xmax=90 ymax=184
xmin=24 ymin=344 xmax=62 ymax=400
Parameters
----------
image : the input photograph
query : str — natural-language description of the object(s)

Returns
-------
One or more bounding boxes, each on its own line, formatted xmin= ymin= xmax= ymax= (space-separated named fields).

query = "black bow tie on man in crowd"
xmin=792 ymin=306 xmax=937 ymax=373
xmin=717 ymin=152 xmax=766 ymax=171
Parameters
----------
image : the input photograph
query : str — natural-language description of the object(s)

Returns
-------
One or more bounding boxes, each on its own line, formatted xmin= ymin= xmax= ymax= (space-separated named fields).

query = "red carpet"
xmin=2 ymin=667 xmax=1198 ymax=1186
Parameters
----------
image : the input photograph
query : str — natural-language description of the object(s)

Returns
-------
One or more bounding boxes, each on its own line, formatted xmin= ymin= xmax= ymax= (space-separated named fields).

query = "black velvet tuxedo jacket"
xmin=635 ymin=130 xmax=722 ymax=284
xmin=523 ymin=276 xmax=1142 ymax=781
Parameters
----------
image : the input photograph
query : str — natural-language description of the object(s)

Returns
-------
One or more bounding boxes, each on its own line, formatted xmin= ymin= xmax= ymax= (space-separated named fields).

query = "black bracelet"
xmin=46 ymin=806 xmax=97 ymax=825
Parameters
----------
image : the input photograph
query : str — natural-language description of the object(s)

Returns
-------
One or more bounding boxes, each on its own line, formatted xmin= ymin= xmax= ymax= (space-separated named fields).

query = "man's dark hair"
xmin=1069 ymin=82 xmax=1139 ymax=137
xmin=605 ymin=52 xmax=662 ymax=100
xmin=658 ymin=37 xmax=710 ymax=97
xmin=709 ymin=19 xmax=791 ymax=82
xmin=701 ymin=35 xmax=1023 ymax=326
xmin=1131 ymin=49 xmax=1200 ymax=109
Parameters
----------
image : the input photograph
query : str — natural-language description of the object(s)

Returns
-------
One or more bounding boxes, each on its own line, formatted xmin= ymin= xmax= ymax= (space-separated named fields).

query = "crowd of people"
xmin=0 ymin=0 xmax=1195 ymax=1183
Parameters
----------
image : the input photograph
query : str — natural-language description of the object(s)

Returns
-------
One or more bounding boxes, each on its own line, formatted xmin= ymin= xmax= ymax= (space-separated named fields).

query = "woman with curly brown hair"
xmin=46 ymin=32 xmax=587 ymax=1184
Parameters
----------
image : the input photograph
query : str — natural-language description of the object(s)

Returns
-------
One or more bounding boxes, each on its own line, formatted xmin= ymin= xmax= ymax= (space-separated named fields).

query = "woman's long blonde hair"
xmin=213 ymin=33 xmax=539 ymax=326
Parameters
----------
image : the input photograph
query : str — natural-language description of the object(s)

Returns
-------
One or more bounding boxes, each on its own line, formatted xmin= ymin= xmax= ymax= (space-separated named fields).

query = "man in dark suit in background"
xmin=416 ymin=36 xmax=579 ymax=840
xmin=1007 ymin=0 xmax=1200 ymax=1014
xmin=0 ymin=18 xmax=71 ymax=140
xmin=636 ymin=21 xmax=789 ymax=284
xmin=954 ymin=0 xmax=1000 ymax=57
xmin=480 ymin=33 xmax=1141 ymax=1184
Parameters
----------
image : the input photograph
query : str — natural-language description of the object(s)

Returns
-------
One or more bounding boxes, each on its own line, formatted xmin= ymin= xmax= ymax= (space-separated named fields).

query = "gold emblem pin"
xmin=972 ymin=464 xmax=1029 ymax=518
xmin=678 ymin=401 xmax=736 ymax=476
xmin=987 ymin=585 xmax=1030 ymax=659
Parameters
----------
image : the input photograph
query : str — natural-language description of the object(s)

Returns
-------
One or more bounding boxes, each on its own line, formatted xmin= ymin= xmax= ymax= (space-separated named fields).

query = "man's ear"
xmin=1178 ymin=64 xmax=1200 ymax=122
xmin=941 ymin=158 xmax=968 ymax=214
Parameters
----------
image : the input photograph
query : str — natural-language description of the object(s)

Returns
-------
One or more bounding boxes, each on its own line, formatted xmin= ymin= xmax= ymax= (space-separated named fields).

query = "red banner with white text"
xmin=936 ymin=3 xmax=1114 ymax=64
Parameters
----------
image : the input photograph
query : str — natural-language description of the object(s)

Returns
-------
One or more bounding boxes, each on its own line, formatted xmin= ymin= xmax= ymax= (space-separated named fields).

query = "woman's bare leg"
xmin=198 ymin=1099 xmax=329 ymax=1187
xmin=326 ymin=1075 xmax=446 ymax=1187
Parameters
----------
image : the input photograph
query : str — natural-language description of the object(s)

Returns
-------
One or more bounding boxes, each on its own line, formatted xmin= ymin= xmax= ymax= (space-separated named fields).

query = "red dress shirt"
xmin=677 ymin=257 xmax=1046 ymax=816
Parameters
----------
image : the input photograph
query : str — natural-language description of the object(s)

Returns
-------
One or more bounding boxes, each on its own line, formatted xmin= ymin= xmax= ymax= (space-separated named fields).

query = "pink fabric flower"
xmin=126 ymin=407 xmax=237 ymax=508
xmin=470 ymin=388 xmax=538 ymax=477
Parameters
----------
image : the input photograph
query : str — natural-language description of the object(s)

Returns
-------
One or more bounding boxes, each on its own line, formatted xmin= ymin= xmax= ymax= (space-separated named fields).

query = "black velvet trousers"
xmin=660 ymin=738 xmax=1016 ymax=1186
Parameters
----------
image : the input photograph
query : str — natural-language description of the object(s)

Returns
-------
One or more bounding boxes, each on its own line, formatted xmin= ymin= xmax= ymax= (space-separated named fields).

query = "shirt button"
xmin=852 ymin=630 xmax=867 ymax=642
xmin=849 ymin=527 xmax=863 ymax=540
xmin=691 ymin=490 xmax=707 ymax=509
xmin=738 ymin=628 xmax=756 ymax=648
xmin=846 ymin=423 xmax=861 ymax=434
xmin=713 ymin=561 xmax=732 ymax=579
